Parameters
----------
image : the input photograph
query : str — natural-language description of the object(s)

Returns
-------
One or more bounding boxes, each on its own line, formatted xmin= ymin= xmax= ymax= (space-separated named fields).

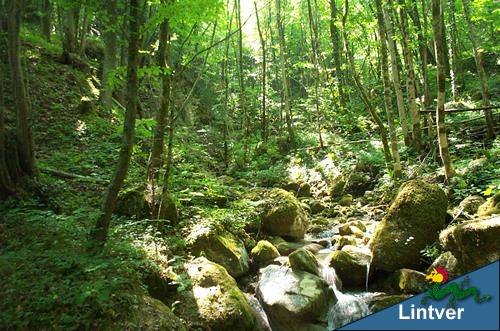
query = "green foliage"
xmin=0 ymin=201 xmax=182 ymax=330
xmin=420 ymin=243 xmax=441 ymax=265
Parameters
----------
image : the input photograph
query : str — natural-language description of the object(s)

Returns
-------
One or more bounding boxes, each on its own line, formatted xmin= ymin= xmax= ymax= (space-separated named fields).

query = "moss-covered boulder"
xmin=338 ymin=221 xmax=365 ymax=238
xmin=368 ymin=294 xmax=413 ymax=313
xmin=477 ymin=193 xmax=500 ymax=217
xmin=108 ymin=294 xmax=186 ymax=331
xmin=250 ymin=240 xmax=280 ymax=269
xmin=439 ymin=215 xmax=500 ymax=273
xmin=459 ymin=195 xmax=486 ymax=215
xmin=185 ymin=257 xmax=259 ymax=331
xmin=270 ymin=237 xmax=323 ymax=255
xmin=326 ymin=249 xmax=370 ymax=289
xmin=257 ymin=264 xmax=336 ymax=331
xmin=187 ymin=224 xmax=249 ymax=277
xmin=382 ymin=269 xmax=428 ymax=294
xmin=116 ymin=186 xmax=149 ymax=218
xmin=289 ymin=248 xmax=320 ymax=277
xmin=369 ymin=180 xmax=448 ymax=272
xmin=428 ymin=252 xmax=461 ymax=281
xmin=261 ymin=188 xmax=310 ymax=239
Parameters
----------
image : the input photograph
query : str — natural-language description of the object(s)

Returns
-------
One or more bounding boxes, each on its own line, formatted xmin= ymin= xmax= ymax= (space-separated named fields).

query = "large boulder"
xmin=326 ymin=248 xmax=371 ymax=289
xmin=428 ymin=251 xmax=461 ymax=281
xmin=382 ymin=269 xmax=428 ymax=294
xmin=257 ymin=264 xmax=336 ymax=331
xmin=289 ymin=248 xmax=321 ymax=277
xmin=459 ymin=195 xmax=486 ymax=215
xmin=369 ymin=180 xmax=448 ymax=272
xmin=108 ymin=294 xmax=186 ymax=331
xmin=187 ymin=224 xmax=249 ymax=277
xmin=185 ymin=257 xmax=259 ymax=331
xmin=261 ymin=188 xmax=310 ymax=239
xmin=439 ymin=215 xmax=500 ymax=273
xmin=250 ymin=240 xmax=280 ymax=269
xmin=477 ymin=193 xmax=500 ymax=217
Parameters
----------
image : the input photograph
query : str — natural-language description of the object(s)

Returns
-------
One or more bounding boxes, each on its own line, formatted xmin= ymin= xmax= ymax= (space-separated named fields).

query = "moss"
xmin=289 ymin=248 xmax=320 ymax=276
xmin=327 ymin=250 xmax=369 ymax=288
xmin=477 ymin=193 xmax=500 ymax=217
xmin=261 ymin=188 xmax=309 ymax=239
xmin=369 ymin=180 xmax=448 ymax=272
xmin=250 ymin=240 xmax=280 ymax=268
xmin=188 ymin=225 xmax=249 ymax=277
xmin=186 ymin=257 xmax=259 ymax=331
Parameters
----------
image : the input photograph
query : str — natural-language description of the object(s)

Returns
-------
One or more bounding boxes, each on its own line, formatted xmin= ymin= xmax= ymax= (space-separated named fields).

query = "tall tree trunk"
xmin=343 ymin=0 xmax=392 ymax=172
xmin=398 ymin=0 xmax=422 ymax=151
xmin=147 ymin=14 xmax=171 ymax=217
xmin=329 ymin=0 xmax=347 ymax=109
xmin=0 ymin=10 xmax=14 ymax=196
xmin=375 ymin=0 xmax=402 ymax=178
xmin=275 ymin=0 xmax=294 ymax=144
xmin=90 ymin=0 xmax=141 ymax=248
xmin=432 ymin=0 xmax=455 ymax=181
xmin=60 ymin=2 xmax=78 ymax=63
xmin=447 ymin=0 xmax=460 ymax=100
xmin=39 ymin=0 xmax=52 ymax=41
xmin=462 ymin=0 xmax=495 ymax=139
xmin=254 ymin=1 xmax=267 ymax=142
xmin=8 ymin=0 xmax=36 ymax=178
xmin=100 ymin=0 xmax=117 ymax=112
xmin=384 ymin=1 xmax=410 ymax=147
xmin=307 ymin=0 xmax=323 ymax=148
xmin=235 ymin=0 xmax=248 ymax=136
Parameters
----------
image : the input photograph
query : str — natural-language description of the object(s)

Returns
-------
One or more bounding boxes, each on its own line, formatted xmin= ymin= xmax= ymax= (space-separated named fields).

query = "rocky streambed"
xmin=140 ymin=180 xmax=500 ymax=330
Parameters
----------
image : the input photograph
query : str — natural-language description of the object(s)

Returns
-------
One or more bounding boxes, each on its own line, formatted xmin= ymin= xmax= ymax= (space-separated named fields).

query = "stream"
xmin=248 ymin=222 xmax=383 ymax=331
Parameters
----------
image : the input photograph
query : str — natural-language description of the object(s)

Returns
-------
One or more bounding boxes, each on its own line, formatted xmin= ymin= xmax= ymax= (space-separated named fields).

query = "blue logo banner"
xmin=339 ymin=260 xmax=499 ymax=330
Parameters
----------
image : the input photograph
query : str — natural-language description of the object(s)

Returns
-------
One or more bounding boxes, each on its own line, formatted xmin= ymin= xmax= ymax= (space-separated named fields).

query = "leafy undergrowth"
xmin=0 ymin=200 xmax=174 ymax=330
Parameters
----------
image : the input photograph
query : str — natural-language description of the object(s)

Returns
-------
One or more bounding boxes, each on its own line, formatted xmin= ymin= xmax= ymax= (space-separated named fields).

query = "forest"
xmin=0 ymin=0 xmax=499 ymax=330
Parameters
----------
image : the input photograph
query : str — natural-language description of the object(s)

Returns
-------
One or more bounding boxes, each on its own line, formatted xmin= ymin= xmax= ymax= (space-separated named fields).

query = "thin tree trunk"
xmin=254 ymin=1 xmax=267 ymax=142
xmin=147 ymin=16 xmax=171 ymax=189
xmin=432 ymin=0 xmax=455 ymax=181
xmin=275 ymin=0 xmax=294 ymax=144
xmin=8 ymin=0 xmax=36 ymax=178
xmin=90 ymin=0 xmax=141 ymax=248
xmin=306 ymin=0 xmax=324 ymax=148
xmin=235 ymin=0 xmax=248 ymax=137
xmin=447 ymin=0 xmax=459 ymax=100
xmin=383 ymin=1 xmax=410 ymax=147
xmin=375 ymin=0 xmax=402 ymax=178
xmin=329 ymin=0 xmax=347 ymax=109
xmin=462 ymin=0 xmax=495 ymax=139
xmin=0 ymin=11 xmax=14 ymax=196
xmin=343 ymin=0 xmax=392 ymax=171
xmin=39 ymin=0 xmax=52 ymax=41
xmin=100 ymin=0 xmax=117 ymax=111
xmin=60 ymin=3 xmax=78 ymax=62
xmin=410 ymin=0 xmax=434 ymax=149
xmin=398 ymin=0 xmax=422 ymax=151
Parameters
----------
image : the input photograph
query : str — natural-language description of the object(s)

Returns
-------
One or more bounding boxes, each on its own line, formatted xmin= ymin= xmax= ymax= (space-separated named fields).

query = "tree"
xmin=100 ymin=0 xmax=118 ymax=112
xmin=383 ymin=1 xmax=410 ymax=147
xmin=342 ymin=0 xmax=392 ymax=173
xmin=375 ymin=0 xmax=402 ymax=178
xmin=0 ymin=0 xmax=37 ymax=198
xmin=329 ymin=0 xmax=348 ymax=109
xmin=432 ymin=0 xmax=455 ymax=181
xmin=461 ymin=0 xmax=496 ymax=139
xmin=89 ymin=0 xmax=141 ymax=248
xmin=254 ymin=1 xmax=268 ymax=142
xmin=397 ymin=0 xmax=422 ymax=151
xmin=275 ymin=0 xmax=294 ymax=144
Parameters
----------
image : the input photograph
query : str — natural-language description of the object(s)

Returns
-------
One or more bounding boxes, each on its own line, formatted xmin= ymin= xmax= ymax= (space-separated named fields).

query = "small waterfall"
xmin=320 ymin=262 xmax=371 ymax=330
xmin=365 ymin=261 xmax=371 ymax=292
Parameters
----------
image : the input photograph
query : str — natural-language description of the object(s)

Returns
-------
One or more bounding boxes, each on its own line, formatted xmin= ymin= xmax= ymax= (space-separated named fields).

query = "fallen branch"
xmin=40 ymin=167 xmax=110 ymax=184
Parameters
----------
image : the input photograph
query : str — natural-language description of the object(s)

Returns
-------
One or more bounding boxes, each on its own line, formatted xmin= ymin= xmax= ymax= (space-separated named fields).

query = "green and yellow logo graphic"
xmin=421 ymin=266 xmax=491 ymax=308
